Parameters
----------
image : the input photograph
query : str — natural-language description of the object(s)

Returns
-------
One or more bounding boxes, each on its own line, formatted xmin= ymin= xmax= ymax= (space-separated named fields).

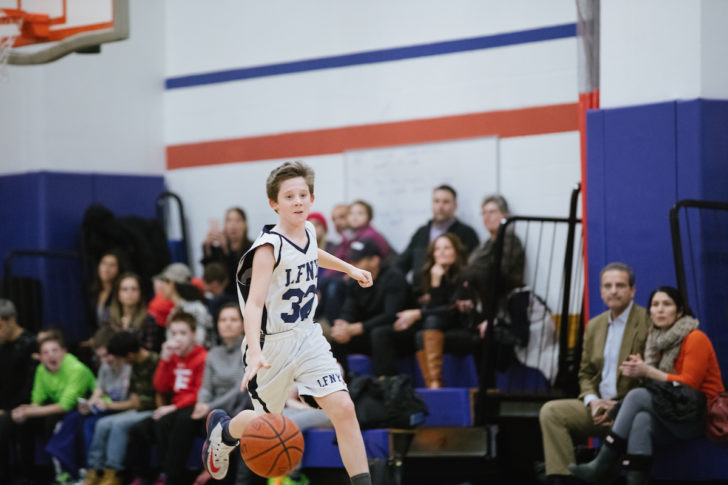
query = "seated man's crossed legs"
xmin=539 ymin=399 xmax=610 ymax=483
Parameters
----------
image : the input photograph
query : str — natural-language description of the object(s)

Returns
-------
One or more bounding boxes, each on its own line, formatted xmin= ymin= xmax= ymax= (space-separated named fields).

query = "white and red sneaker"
xmin=201 ymin=409 xmax=237 ymax=480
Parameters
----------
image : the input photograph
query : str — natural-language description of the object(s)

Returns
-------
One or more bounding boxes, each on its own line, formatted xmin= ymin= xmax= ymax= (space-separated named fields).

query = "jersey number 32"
xmin=280 ymin=284 xmax=316 ymax=323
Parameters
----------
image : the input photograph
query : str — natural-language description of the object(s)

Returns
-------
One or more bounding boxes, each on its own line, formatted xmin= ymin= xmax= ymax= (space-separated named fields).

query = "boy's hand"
xmin=349 ymin=268 xmax=373 ymax=288
xmin=241 ymin=349 xmax=271 ymax=391
xmin=160 ymin=340 xmax=179 ymax=361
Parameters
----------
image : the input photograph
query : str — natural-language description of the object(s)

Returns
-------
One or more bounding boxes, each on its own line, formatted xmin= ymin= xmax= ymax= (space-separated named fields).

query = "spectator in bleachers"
xmin=539 ymin=263 xmax=649 ymax=485
xmin=308 ymin=211 xmax=335 ymax=253
xmin=45 ymin=329 xmax=131 ymax=478
xmin=125 ymin=311 xmax=207 ymax=485
xmin=82 ymin=329 xmax=132 ymax=410
xmin=84 ymin=331 xmax=160 ymax=485
xmin=148 ymin=277 xmax=176 ymax=329
xmin=396 ymin=185 xmax=479 ymax=299
xmin=0 ymin=299 xmax=38 ymax=483
xmin=110 ymin=272 xmax=164 ymax=352
xmin=330 ymin=239 xmax=408 ymax=377
xmin=330 ymin=203 xmax=352 ymax=249
xmin=393 ymin=233 xmax=475 ymax=388
xmin=87 ymin=250 xmax=124 ymax=337
xmin=335 ymin=200 xmax=394 ymax=263
xmin=156 ymin=263 xmax=215 ymax=349
xmin=570 ymin=286 xmax=724 ymax=485
xmin=202 ymin=262 xmax=236 ymax=329
xmin=466 ymin=195 xmax=525 ymax=305
xmin=11 ymin=332 xmax=95 ymax=483
xmin=190 ymin=303 xmax=263 ymax=485
xmin=201 ymin=207 xmax=253 ymax=296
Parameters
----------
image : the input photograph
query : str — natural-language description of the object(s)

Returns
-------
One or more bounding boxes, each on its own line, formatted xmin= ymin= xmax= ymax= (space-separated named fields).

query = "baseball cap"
xmin=347 ymin=238 xmax=380 ymax=262
xmin=154 ymin=263 xmax=192 ymax=284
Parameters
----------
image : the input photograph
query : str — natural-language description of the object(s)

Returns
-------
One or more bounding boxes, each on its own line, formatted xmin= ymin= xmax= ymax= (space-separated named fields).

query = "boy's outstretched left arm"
xmin=318 ymin=249 xmax=373 ymax=288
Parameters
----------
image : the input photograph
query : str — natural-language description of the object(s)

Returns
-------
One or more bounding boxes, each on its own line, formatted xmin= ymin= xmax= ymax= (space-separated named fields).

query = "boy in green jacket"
xmin=11 ymin=333 xmax=95 ymax=482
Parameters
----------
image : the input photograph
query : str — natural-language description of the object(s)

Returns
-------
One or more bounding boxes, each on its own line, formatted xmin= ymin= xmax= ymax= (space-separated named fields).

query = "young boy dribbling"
xmin=203 ymin=161 xmax=374 ymax=485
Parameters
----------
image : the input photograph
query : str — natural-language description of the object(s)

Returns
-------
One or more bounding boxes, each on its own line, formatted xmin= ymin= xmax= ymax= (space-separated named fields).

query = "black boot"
xmin=623 ymin=454 xmax=651 ymax=485
xmin=567 ymin=432 xmax=626 ymax=484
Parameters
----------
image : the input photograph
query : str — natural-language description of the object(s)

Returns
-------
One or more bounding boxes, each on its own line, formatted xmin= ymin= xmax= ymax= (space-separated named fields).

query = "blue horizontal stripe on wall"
xmin=166 ymin=23 xmax=577 ymax=89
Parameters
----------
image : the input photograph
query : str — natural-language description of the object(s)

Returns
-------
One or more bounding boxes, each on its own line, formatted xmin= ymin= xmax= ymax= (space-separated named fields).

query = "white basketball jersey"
xmin=236 ymin=221 xmax=319 ymax=335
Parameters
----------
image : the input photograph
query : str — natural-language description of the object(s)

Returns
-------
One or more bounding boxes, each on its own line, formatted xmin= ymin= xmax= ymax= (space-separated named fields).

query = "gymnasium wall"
xmin=163 ymin=1 xmax=583 ymax=274
xmin=0 ymin=0 xmax=165 ymax=176
xmin=588 ymin=0 xmax=728 ymax=375
xmin=0 ymin=0 xmax=166 ymax=337
xmin=600 ymin=0 xmax=728 ymax=108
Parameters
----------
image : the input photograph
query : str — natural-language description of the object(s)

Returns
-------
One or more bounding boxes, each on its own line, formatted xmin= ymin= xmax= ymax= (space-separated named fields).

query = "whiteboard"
xmin=344 ymin=137 xmax=499 ymax=252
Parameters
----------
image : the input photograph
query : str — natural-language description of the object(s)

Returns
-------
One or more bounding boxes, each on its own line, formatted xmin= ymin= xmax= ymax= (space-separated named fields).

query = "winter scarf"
xmin=644 ymin=315 xmax=699 ymax=373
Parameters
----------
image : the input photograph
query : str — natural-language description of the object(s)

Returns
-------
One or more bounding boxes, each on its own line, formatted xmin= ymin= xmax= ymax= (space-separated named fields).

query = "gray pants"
xmin=612 ymin=387 xmax=704 ymax=455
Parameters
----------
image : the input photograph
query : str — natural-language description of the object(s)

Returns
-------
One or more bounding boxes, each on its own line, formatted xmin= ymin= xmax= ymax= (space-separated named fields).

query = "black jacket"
xmin=0 ymin=329 xmax=38 ymax=411
xmin=340 ymin=265 xmax=409 ymax=332
xmin=395 ymin=219 xmax=479 ymax=293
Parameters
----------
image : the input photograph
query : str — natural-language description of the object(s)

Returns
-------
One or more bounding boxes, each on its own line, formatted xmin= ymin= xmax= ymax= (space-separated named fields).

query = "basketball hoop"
xmin=0 ymin=10 xmax=23 ymax=81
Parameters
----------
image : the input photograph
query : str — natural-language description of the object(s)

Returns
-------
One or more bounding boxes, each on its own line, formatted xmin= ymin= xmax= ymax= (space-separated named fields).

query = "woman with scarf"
xmin=569 ymin=286 xmax=724 ymax=485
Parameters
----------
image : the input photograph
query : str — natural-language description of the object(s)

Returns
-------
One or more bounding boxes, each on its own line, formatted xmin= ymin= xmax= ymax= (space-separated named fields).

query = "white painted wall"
xmin=601 ymin=0 xmax=728 ymax=108
xmin=0 ymin=0 xmax=165 ymax=175
xmin=701 ymin=0 xmax=728 ymax=98
xmin=163 ymin=1 xmax=582 ymax=277
xmin=166 ymin=0 xmax=577 ymax=77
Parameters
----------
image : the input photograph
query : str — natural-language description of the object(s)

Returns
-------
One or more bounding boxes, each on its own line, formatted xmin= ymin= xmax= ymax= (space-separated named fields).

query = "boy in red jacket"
xmin=125 ymin=311 xmax=207 ymax=485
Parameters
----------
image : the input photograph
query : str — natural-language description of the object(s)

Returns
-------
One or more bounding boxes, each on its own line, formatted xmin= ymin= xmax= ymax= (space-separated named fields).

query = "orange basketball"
xmin=240 ymin=414 xmax=305 ymax=478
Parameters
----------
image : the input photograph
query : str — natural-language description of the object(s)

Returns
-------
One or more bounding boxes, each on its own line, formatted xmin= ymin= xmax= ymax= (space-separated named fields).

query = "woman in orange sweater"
xmin=570 ymin=286 xmax=724 ymax=485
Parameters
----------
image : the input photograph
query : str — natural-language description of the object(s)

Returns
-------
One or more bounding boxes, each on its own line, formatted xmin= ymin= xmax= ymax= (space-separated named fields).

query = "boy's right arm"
xmin=241 ymin=244 xmax=275 ymax=391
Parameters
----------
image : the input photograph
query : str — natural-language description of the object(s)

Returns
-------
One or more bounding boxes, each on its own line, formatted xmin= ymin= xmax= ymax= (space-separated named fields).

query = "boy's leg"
xmin=124 ymin=416 xmax=156 ymax=480
xmin=315 ymin=390 xmax=370 ymax=484
xmin=202 ymin=408 xmax=256 ymax=480
xmin=156 ymin=407 xmax=197 ymax=482
xmin=228 ymin=409 xmax=257 ymax=439
xmin=105 ymin=410 xmax=152 ymax=471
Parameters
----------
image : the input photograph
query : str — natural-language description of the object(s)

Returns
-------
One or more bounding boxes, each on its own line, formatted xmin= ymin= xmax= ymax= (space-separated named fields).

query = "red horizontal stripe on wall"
xmin=166 ymin=103 xmax=578 ymax=170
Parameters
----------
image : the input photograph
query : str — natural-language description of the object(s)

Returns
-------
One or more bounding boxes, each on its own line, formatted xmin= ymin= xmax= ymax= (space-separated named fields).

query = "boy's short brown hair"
xmin=168 ymin=310 xmax=197 ymax=332
xmin=39 ymin=332 xmax=65 ymax=350
xmin=266 ymin=161 xmax=315 ymax=201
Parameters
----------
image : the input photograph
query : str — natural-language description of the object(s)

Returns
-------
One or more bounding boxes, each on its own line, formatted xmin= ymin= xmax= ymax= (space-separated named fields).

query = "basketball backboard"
xmin=0 ymin=0 xmax=128 ymax=65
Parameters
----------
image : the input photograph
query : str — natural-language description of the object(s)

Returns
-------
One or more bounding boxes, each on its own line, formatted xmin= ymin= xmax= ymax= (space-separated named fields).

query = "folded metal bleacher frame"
xmin=477 ymin=184 xmax=585 ymax=423
xmin=156 ymin=190 xmax=190 ymax=265
xmin=669 ymin=198 xmax=728 ymax=382
xmin=2 ymin=249 xmax=86 ymax=340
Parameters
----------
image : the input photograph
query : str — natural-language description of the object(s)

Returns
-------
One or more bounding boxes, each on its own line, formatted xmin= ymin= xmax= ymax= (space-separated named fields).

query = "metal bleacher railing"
xmin=670 ymin=199 xmax=728 ymax=379
xmin=670 ymin=199 xmax=728 ymax=323
xmin=156 ymin=191 xmax=190 ymax=265
xmin=2 ymin=249 xmax=87 ymax=340
xmin=478 ymin=185 xmax=585 ymax=420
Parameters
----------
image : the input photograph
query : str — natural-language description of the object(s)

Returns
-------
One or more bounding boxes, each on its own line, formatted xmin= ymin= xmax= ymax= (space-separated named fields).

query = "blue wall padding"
xmin=586 ymin=99 xmax=728 ymax=379
xmin=495 ymin=362 xmax=549 ymax=392
xmin=586 ymin=101 xmax=678 ymax=315
xmin=418 ymin=388 xmax=473 ymax=427
xmin=301 ymin=428 xmax=389 ymax=468
xmin=0 ymin=171 xmax=164 ymax=341
xmin=346 ymin=353 xmax=478 ymax=389
xmin=652 ymin=437 xmax=728 ymax=480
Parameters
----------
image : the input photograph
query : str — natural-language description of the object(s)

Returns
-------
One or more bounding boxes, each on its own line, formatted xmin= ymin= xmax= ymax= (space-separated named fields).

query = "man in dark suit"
xmin=396 ymin=184 xmax=479 ymax=297
xmin=539 ymin=262 xmax=650 ymax=485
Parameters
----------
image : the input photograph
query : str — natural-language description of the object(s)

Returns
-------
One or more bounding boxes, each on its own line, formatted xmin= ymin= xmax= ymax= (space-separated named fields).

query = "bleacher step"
xmin=407 ymin=427 xmax=488 ymax=458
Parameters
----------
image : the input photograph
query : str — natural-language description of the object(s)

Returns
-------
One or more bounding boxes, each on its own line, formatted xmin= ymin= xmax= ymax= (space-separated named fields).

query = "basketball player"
xmin=202 ymin=161 xmax=374 ymax=485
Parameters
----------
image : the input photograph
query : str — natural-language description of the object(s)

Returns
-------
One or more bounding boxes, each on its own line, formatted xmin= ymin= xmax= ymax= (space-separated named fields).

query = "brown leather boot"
xmin=416 ymin=350 xmax=431 ymax=387
xmin=423 ymin=329 xmax=445 ymax=388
